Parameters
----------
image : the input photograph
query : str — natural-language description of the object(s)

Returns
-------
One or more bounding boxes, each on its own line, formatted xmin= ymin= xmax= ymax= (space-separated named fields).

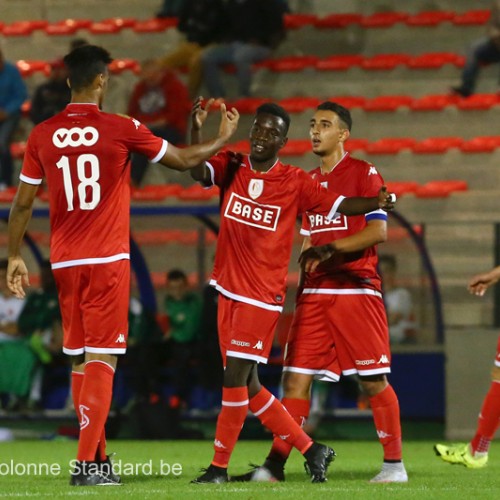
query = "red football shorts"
xmin=217 ymin=293 xmax=281 ymax=365
xmin=53 ymin=260 xmax=130 ymax=355
xmin=284 ymin=292 xmax=391 ymax=381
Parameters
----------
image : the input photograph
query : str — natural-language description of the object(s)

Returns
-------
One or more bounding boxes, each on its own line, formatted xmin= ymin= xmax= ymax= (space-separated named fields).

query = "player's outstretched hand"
xmin=468 ymin=268 xmax=500 ymax=297
xmin=378 ymin=186 xmax=396 ymax=210
xmin=218 ymin=102 xmax=239 ymax=142
xmin=191 ymin=96 xmax=214 ymax=131
xmin=298 ymin=243 xmax=335 ymax=273
xmin=7 ymin=257 xmax=30 ymax=299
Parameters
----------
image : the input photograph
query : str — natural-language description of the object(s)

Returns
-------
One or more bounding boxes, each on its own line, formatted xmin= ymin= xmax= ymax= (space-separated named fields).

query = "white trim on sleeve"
xmin=206 ymin=161 xmax=216 ymax=186
xmin=326 ymin=195 xmax=346 ymax=221
xmin=300 ymin=228 xmax=311 ymax=236
xmin=63 ymin=347 xmax=85 ymax=355
xmin=20 ymin=174 xmax=43 ymax=185
xmin=150 ymin=139 xmax=168 ymax=163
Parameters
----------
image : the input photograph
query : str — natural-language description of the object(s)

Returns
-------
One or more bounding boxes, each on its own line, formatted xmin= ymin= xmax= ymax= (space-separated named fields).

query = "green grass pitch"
xmin=0 ymin=440 xmax=499 ymax=499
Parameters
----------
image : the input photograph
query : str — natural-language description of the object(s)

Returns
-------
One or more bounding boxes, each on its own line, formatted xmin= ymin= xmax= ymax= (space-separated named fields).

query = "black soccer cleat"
xmin=70 ymin=460 xmax=121 ymax=486
xmin=97 ymin=454 xmax=121 ymax=484
xmin=303 ymin=443 xmax=336 ymax=483
xmin=230 ymin=461 xmax=285 ymax=482
xmin=191 ymin=464 xmax=228 ymax=484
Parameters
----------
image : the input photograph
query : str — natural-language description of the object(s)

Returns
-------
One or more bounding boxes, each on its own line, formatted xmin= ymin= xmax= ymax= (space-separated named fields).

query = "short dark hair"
xmin=63 ymin=45 xmax=112 ymax=92
xmin=317 ymin=101 xmax=352 ymax=131
xmin=167 ymin=269 xmax=187 ymax=282
xmin=0 ymin=259 xmax=7 ymax=271
xmin=256 ymin=103 xmax=290 ymax=134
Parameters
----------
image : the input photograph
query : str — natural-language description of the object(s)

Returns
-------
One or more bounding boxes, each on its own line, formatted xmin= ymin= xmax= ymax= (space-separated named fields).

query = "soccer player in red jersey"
xmin=6 ymin=45 xmax=239 ymax=486
xmin=188 ymin=100 xmax=397 ymax=484
xmin=232 ymin=101 xmax=408 ymax=484
xmin=435 ymin=265 xmax=500 ymax=469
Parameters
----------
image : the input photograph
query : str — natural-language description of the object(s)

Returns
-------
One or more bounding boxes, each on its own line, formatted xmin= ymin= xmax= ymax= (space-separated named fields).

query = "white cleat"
xmin=370 ymin=461 xmax=408 ymax=483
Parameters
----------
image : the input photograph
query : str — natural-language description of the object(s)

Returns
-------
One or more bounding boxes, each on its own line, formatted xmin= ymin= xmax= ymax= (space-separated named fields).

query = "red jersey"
xmin=20 ymin=103 xmax=166 ymax=268
xmin=301 ymin=152 xmax=386 ymax=293
xmin=206 ymin=151 xmax=345 ymax=311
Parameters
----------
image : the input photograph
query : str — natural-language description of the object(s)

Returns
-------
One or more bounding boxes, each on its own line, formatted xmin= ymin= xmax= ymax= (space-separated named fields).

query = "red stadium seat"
xmin=0 ymin=187 xmax=17 ymax=203
xmin=267 ymin=55 xmax=319 ymax=72
xmin=21 ymin=101 xmax=31 ymax=117
xmin=226 ymin=97 xmax=271 ymax=114
xmin=278 ymin=96 xmax=320 ymax=113
xmin=281 ymin=139 xmax=311 ymax=156
xmin=44 ymin=20 xmax=83 ymax=36
xmin=2 ymin=21 xmax=38 ymax=36
xmin=133 ymin=18 xmax=177 ymax=33
xmin=360 ymin=12 xmax=408 ymax=28
xmin=410 ymin=94 xmax=458 ymax=111
xmin=109 ymin=58 xmax=141 ymax=74
xmin=414 ymin=180 xmax=468 ymax=198
xmin=16 ymin=60 xmax=51 ymax=78
xmin=363 ymin=95 xmax=413 ymax=111
xmin=131 ymin=184 xmax=182 ymax=201
xmin=344 ymin=138 xmax=369 ymax=152
xmin=10 ymin=141 xmax=27 ymax=159
xmin=284 ymin=13 xmax=317 ymax=29
xmin=88 ymin=22 xmax=122 ymax=34
xmin=315 ymin=55 xmax=364 ymax=71
xmin=405 ymin=10 xmax=454 ymax=26
xmin=314 ymin=13 xmax=362 ymax=28
xmin=456 ymin=93 xmax=500 ymax=110
xmin=177 ymin=184 xmax=219 ymax=201
xmin=365 ymin=138 xmax=416 ymax=154
xmin=412 ymin=137 xmax=463 ymax=154
xmin=384 ymin=181 xmax=419 ymax=197
xmin=452 ymin=9 xmax=491 ymax=26
xmin=329 ymin=96 xmax=367 ymax=108
xmin=406 ymin=52 xmax=462 ymax=69
xmin=101 ymin=17 xmax=137 ymax=29
xmin=460 ymin=136 xmax=500 ymax=153
xmin=361 ymin=54 xmax=411 ymax=70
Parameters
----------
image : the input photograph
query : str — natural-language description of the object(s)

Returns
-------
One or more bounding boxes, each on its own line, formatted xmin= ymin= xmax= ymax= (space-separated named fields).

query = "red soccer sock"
xmin=249 ymin=387 xmax=312 ymax=455
xmin=369 ymin=384 xmax=402 ymax=461
xmin=265 ymin=397 xmax=310 ymax=462
xmin=212 ymin=387 xmax=249 ymax=468
xmin=76 ymin=360 xmax=115 ymax=462
xmin=471 ymin=381 xmax=500 ymax=454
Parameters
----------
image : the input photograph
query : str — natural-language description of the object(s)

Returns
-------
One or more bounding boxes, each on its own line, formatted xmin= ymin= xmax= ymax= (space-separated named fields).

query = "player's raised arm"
xmin=7 ymin=181 xmax=39 ymax=298
xmin=189 ymin=97 xmax=215 ymax=184
xmin=337 ymin=186 xmax=396 ymax=216
xmin=158 ymin=100 xmax=239 ymax=172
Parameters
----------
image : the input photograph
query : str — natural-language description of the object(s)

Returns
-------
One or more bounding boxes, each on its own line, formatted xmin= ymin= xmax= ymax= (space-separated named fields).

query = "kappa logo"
xmin=368 ymin=166 xmax=378 ymax=176
xmin=115 ymin=334 xmax=126 ymax=344
xmin=376 ymin=430 xmax=392 ymax=439
xmin=378 ymin=354 xmax=389 ymax=364
xmin=131 ymin=118 xmax=141 ymax=129
xmin=248 ymin=179 xmax=264 ymax=200
xmin=53 ymin=127 xmax=99 ymax=148
xmin=224 ymin=193 xmax=281 ymax=232
xmin=79 ymin=404 xmax=90 ymax=430
xmin=253 ymin=340 xmax=263 ymax=350
xmin=231 ymin=339 xmax=251 ymax=347
xmin=214 ymin=439 xmax=226 ymax=449
xmin=279 ymin=434 xmax=290 ymax=441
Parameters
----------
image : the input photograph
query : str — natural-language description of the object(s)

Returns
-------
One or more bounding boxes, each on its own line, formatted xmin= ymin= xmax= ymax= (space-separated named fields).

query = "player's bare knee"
xmin=224 ymin=356 xmax=254 ymax=388
xmin=359 ymin=374 xmax=387 ymax=397
xmin=84 ymin=352 xmax=118 ymax=370
xmin=282 ymin=371 xmax=312 ymax=399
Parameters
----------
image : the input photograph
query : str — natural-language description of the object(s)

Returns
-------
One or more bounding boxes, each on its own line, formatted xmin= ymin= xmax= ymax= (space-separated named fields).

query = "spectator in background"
xmin=452 ymin=1 xmax=500 ymax=97
xmin=0 ymin=259 xmax=36 ymax=411
xmin=17 ymin=261 xmax=63 ymax=410
xmin=156 ymin=0 xmax=185 ymax=18
xmin=127 ymin=60 xmax=191 ymax=186
xmin=0 ymin=47 xmax=28 ymax=189
xmin=30 ymin=60 xmax=71 ymax=125
xmin=158 ymin=0 xmax=226 ymax=98
xmin=163 ymin=269 xmax=202 ymax=409
xmin=200 ymin=0 xmax=287 ymax=98
xmin=379 ymin=254 xmax=417 ymax=345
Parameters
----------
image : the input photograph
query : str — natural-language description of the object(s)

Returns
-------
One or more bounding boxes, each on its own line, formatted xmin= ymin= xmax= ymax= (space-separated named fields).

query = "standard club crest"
xmin=248 ymin=179 xmax=264 ymax=200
